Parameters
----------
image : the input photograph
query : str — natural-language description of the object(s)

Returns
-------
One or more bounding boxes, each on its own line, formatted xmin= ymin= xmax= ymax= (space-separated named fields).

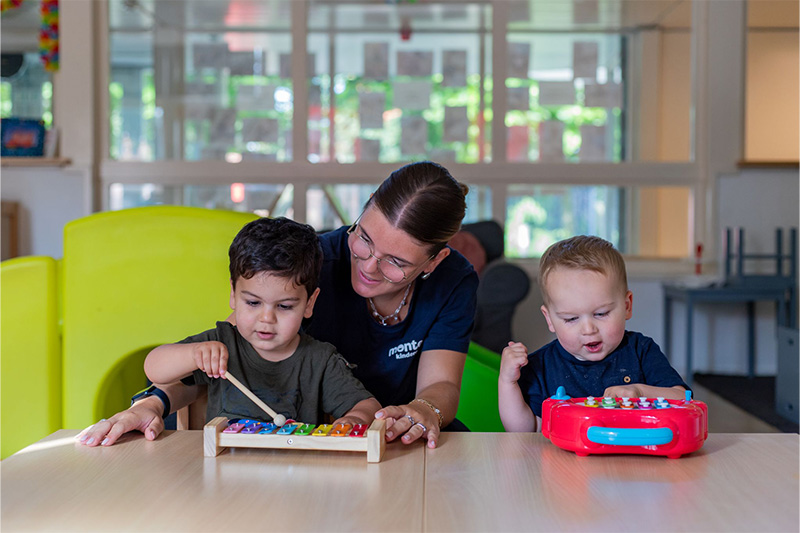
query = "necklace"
xmin=368 ymin=283 xmax=412 ymax=326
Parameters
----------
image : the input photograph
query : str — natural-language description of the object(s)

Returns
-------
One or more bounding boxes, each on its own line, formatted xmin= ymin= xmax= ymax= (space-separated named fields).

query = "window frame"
xmin=95 ymin=0 xmax=716 ymax=267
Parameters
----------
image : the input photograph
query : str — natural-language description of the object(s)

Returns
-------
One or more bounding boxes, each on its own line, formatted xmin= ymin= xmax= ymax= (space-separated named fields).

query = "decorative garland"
xmin=40 ymin=0 xmax=59 ymax=71
xmin=0 ymin=0 xmax=24 ymax=13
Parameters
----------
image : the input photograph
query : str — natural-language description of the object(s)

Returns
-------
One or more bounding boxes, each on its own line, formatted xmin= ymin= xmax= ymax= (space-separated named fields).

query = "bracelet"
xmin=411 ymin=398 xmax=443 ymax=428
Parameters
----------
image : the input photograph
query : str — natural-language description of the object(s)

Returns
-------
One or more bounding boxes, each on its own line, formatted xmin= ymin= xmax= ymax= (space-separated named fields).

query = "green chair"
xmin=456 ymin=342 xmax=504 ymax=432
xmin=61 ymin=206 xmax=257 ymax=428
xmin=1 ymin=256 xmax=61 ymax=458
xmin=466 ymin=341 xmax=501 ymax=371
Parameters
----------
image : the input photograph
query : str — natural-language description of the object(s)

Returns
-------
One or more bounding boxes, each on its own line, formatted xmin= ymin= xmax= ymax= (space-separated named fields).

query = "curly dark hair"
xmin=228 ymin=217 xmax=323 ymax=297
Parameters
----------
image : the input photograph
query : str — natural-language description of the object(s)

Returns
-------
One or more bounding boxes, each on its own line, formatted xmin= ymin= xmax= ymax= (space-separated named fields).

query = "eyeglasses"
xmin=347 ymin=221 xmax=409 ymax=283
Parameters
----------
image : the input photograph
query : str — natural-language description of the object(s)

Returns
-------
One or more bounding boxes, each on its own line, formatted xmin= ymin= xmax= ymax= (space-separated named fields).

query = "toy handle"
xmin=586 ymin=426 xmax=674 ymax=446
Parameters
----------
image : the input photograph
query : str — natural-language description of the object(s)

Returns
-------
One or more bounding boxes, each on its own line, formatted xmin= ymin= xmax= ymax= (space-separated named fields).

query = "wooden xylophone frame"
xmin=203 ymin=417 xmax=386 ymax=462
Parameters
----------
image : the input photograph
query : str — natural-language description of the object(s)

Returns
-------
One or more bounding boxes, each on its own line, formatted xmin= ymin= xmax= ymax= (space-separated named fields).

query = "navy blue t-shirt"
xmin=306 ymin=226 xmax=479 ymax=407
xmin=519 ymin=331 xmax=689 ymax=417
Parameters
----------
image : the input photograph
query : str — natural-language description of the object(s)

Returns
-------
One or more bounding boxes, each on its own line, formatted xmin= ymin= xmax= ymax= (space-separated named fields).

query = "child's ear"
xmin=229 ymin=279 xmax=236 ymax=310
xmin=540 ymin=305 xmax=556 ymax=334
xmin=303 ymin=287 xmax=321 ymax=318
xmin=624 ymin=290 xmax=633 ymax=320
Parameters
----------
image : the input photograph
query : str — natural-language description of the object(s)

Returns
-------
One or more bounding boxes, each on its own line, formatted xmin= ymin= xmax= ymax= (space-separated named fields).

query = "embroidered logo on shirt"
xmin=388 ymin=339 xmax=422 ymax=359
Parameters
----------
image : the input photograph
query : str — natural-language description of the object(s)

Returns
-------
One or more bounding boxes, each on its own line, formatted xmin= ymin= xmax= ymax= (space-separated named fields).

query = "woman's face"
xmin=348 ymin=206 xmax=444 ymax=299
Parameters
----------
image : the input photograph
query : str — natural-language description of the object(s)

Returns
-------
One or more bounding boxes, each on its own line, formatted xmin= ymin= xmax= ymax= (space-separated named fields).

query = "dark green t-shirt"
xmin=179 ymin=322 xmax=374 ymax=424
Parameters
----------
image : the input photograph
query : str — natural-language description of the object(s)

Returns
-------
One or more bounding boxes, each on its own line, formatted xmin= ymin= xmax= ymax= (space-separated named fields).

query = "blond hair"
xmin=539 ymin=235 xmax=628 ymax=305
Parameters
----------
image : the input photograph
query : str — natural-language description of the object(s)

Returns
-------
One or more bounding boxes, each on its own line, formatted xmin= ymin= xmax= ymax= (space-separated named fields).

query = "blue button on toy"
xmin=550 ymin=386 xmax=571 ymax=400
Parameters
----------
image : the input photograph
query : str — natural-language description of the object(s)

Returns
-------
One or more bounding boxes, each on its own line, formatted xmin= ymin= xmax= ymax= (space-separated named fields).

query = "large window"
xmin=104 ymin=0 xmax=697 ymax=259
xmin=108 ymin=0 xmax=293 ymax=161
xmin=308 ymin=3 xmax=492 ymax=164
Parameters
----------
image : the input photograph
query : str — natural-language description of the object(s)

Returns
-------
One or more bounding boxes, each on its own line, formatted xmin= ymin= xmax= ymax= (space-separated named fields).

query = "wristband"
xmin=411 ymin=398 xmax=443 ymax=428
xmin=130 ymin=385 xmax=170 ymax=419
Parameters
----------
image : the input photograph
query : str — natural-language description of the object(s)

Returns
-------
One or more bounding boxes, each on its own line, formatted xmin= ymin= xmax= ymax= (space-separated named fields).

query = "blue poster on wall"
xmin=1 ymin=118 xmax=46 ymax=157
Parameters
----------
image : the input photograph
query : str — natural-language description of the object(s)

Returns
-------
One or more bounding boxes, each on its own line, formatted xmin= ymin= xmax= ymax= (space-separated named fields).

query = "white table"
xmin=1 ymin=430 xmax=425 ymax=532
xmin=424 ymin=432 xmax=800 ymax=532
xmin=2 ymin=430 xmax=798 ymax=532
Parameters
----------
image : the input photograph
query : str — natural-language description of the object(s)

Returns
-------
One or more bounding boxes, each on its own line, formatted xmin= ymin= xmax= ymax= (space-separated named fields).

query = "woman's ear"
xmin=423 ymin=246 xmax=451 ymax=276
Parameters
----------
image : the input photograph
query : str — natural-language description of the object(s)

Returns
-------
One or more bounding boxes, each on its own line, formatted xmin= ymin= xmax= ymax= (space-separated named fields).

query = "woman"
xmin=79 ymin=161 xmax=478 ymax=449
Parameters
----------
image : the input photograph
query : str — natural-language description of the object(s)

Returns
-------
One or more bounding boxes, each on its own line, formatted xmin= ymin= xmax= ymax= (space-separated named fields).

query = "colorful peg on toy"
xmin=620 ymin=397 xmax=635 ymax=409
xmin=224 ymin=372 xmax=287 ymax=426
xmin=601 ymin=397 xmax=618 ymax=409
xmin=655 ymin=397 xmax=671 ymax=409
xmin=637 ymin=397 xmax=654 ymax=409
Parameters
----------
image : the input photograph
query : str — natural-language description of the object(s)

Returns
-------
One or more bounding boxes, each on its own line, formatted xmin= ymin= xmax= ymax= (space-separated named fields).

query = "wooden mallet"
xmin=224 ymin=372 xmax=287 ymax=427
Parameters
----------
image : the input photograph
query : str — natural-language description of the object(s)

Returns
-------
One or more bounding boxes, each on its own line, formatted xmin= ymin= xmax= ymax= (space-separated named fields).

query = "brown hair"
xmin=229 ymin=217 xmax=323 ymax=298
xmin=538 ymin=235 xmax=628 ymax=304
xmin=366 ymin=161 xmax=469 ymax=254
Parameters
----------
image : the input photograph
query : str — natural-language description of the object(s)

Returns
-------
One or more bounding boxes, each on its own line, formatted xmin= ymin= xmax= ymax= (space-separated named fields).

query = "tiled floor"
xmin=691 ymin=382 xmax=781 ymax=433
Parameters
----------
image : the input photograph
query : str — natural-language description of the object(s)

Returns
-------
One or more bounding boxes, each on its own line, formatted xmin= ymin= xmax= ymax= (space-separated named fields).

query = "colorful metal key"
xmin=330 ymin=423 xmax=352 ymax=437
xmin=311 ymin=424 xmax=333 ymax=436
xmin=350 ymin=424 xmax=368 ymax=437
xmin=294 ymin=424 xmax=316 ymax=436
xmin=241 ymin=422 xmax=263 ymax=434
xmin=223 ymin=423 xmax=245 ymax=434
xmin=276 ymin=424 xmax=298 ymax=435
xmin=258 ymin=423 xmax=278 ymax=434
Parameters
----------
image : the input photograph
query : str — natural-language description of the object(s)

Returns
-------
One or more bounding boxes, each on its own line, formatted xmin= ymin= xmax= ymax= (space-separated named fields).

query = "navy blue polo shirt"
xmin=306 ymin=226 xmax=478 ymax=407
xmin=519 ymin=331 xmax=689 ymax=417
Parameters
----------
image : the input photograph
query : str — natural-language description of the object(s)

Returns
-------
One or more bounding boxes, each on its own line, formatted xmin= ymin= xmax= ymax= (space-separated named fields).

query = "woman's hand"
xmin=76 ymin=395 xmax=164 ymax=447
xmin=379 ymin=348 xmax=464 ymax=449
xmin=375 ymin=403 xmax=440 ymax=449
xmin=76 ymin=382 xmax=204 ymax=447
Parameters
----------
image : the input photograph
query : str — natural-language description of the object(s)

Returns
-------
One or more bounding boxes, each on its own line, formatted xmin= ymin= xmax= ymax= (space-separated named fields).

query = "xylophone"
xmin=205 ymin=371 xmax=385 ymax=462
xmin=203 ymin=417 xmax=386 ymax=462
xmin=541 ymin=386 xmax=708 ymax=458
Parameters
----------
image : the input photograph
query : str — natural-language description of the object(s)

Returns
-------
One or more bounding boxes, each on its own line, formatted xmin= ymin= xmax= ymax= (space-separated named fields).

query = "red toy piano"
xmin=541 ymin=387 xmax=708 ymax=458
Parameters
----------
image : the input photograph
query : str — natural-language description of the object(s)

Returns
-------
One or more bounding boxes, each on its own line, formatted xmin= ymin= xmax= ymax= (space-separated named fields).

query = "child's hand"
xmin=603 ymin=384 xmax=643 ymax=399
xmin=332 ymin=415 xmax=368 ymax=428
xmin=192 ymin=341 xmax=229 ymax=379
xmin=499 ymin=341 xmax=529 ymax=384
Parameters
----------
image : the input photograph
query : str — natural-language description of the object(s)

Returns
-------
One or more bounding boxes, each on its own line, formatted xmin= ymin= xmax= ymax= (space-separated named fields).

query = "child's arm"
xmin=334 ymin=397 xmax=382 ymax=427
xmin=603 ymin=384 xmax=686 ymax=400
xmin=144 ymin=341 xmax=229 ymax=384
xmin=498 ymin=341 xmax=538 ymax=432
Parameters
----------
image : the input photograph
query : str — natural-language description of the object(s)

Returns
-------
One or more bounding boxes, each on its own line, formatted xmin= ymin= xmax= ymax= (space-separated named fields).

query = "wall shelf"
xmin=737 ymin=160 xmax=799 ymax=169
xmin=1 ymin=157 xmax=72 ymax=168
